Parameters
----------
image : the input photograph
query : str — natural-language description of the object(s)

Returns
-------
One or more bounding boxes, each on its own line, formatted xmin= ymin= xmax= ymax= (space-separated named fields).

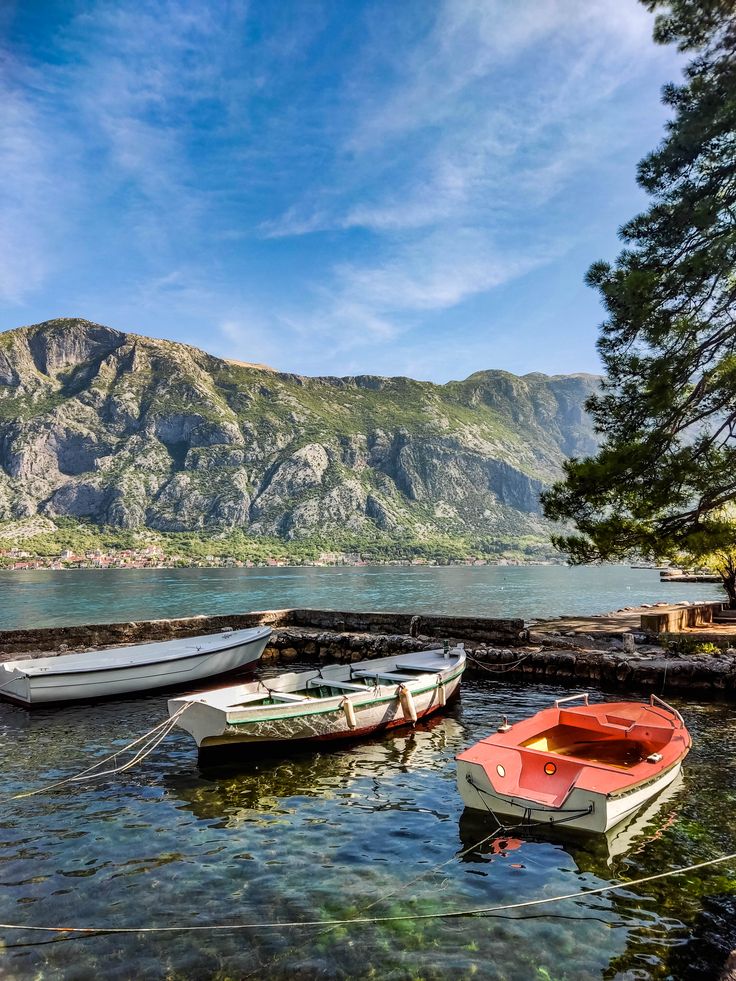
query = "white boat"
xmin=0 ymin=626 xmax=272 ymax=706
xmin=168 ymin=646 xmax=466 ymax=754
xmin=456 ymin=693 xmax=691 ymax=833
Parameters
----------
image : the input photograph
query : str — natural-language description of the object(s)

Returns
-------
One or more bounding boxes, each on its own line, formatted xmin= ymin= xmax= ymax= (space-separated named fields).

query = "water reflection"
xmin=166 ymin=715 xmax=468 ymax=826
xmin=0 ymin=678 xmax=734 ymax=979
xmin=457 ymin=771 xmax=685 ymax=874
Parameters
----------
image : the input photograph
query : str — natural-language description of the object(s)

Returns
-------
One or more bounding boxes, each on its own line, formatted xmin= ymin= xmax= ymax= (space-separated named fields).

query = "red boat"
xmin=456 ymin=694 xmax=691 ymax=832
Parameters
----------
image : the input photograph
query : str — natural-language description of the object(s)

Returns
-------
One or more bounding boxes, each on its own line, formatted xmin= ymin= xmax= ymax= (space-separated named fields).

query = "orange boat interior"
xmin=521 ymin=707 xmax=676 ymax=770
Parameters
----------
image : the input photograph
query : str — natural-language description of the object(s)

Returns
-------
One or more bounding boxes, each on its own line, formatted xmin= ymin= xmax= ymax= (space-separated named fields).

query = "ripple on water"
xmin=0 ymin=677 xmax=735 ymax=979
xmin=0 ymin=564 xmax=725 ymax=629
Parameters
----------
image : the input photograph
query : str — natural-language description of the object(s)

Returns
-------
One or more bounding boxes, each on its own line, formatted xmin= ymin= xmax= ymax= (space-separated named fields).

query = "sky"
xmin=0 ymin=0 xmax=683 ymax=381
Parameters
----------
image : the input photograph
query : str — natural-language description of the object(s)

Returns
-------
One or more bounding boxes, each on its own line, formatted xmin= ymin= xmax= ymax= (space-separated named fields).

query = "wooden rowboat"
xmin=0 ymin=626 xmax=272 ymax=706
xmin=456 ymin=693 xmax=691 ymax=833
xmin=168 ymin=646 xmax=466 ymax=755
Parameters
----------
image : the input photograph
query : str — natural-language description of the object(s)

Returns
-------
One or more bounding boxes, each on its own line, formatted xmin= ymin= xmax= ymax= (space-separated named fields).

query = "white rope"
xmin=1 ymin=851 xmax=734 ymax=934
xmin=4 ymin=704 xmax=190 ymax=801
xmin=466 ymin=650 xmax=537 ymax=673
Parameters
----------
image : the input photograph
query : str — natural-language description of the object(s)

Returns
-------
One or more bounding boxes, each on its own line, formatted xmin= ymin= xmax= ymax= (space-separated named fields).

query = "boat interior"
xmin=521 ymin=708 xmax=676 ymax=770
xmin=221 ymin=661 xmax=444 ymax=710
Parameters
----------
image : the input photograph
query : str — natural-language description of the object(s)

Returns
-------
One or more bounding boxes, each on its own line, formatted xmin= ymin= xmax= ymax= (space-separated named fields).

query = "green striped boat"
xmin=168 ymin=646 xmax=466 ymax=756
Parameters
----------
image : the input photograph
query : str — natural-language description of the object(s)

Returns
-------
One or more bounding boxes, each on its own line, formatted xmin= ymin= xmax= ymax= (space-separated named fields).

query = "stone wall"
xmin=0 ymin=608 xmax=526 ymax=658
xmin=2 ymin=608 xmax=735 ymax=698
xmin=470 ymin=646 xmax=736 ymax=695
xmin=0 ymin=610 xmax=288 ymax=657
xmin=287 ymin=609 xmax=526 ymax=645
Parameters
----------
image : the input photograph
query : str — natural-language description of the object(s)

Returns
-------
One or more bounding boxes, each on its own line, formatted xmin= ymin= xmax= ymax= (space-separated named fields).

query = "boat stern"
xmin=457 ymin=740 xmax=585 ymax=807
xmin=168 ymin=695 xmax=229 ymax=748
xmin=0 ymin=663 xmax=31 ymax=706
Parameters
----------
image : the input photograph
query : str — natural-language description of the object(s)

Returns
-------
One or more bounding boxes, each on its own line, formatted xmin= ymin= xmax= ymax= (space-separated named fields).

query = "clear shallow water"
xmin=1 ymin=678 xmax=735 ymax=979
xmin=0 ymin=564 xmax=724 ymax=629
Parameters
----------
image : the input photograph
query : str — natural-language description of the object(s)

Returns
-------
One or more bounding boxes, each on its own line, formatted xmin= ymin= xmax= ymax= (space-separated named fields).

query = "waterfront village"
xmin=0 ymin=545 xmax=557 ymax=572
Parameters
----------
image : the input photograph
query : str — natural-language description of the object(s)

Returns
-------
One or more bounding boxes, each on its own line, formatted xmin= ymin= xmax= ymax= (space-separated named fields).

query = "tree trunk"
xmin=723 ymin=575 xmax=736 ymax=609
xmin=718 ymin=556 xmax=736 ymax=609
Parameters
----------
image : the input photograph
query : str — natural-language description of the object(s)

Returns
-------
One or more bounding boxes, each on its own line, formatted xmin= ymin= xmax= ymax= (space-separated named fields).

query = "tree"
xmin=542 ymin=0 xmax=736 ymax=602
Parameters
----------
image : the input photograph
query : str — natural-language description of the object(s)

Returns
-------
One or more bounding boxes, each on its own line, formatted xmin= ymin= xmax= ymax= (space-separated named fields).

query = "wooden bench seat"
xmin=308 ymin=678 xmax=369 ymax=693
xmin=229 ymin=692 xmax=271 ymax=708
xmin=351 ymin=670 xmax=420 ymax=683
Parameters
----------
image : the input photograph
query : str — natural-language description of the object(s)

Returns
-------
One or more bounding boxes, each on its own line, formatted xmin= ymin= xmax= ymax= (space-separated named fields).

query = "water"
xmin=1 ymin=678 xmax=734 ymax=979
xmin=0 ymin=564 xmax=724 ymax=630
xmin=0 ymin=566 xmax=732 ymax=978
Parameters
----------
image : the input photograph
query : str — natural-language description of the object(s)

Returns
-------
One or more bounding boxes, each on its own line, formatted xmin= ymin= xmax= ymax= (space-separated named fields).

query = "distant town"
xmin=0 ymin=544 xmax=558 ymax=572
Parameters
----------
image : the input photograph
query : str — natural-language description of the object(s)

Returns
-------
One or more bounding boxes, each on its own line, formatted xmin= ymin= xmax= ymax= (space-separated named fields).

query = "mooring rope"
xmin=0 ymin=851 xmax=734 ymax=935
xmin=243 ymin=812 xmax=513 ymax=979
xmin=465 ymin=651 xmax=537 ymax=673
xmin=4 ymin=704 xmax=190 ymax=801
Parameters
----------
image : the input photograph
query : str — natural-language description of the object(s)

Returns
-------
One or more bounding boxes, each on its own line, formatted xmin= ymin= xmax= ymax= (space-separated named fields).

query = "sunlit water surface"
xmin=0 ymin=566 xmax=731 ymax=978
xmin=1 ymin=677 xmax=735 ymax=980
xmin=0 ymin=564 xmax=724 ymax=630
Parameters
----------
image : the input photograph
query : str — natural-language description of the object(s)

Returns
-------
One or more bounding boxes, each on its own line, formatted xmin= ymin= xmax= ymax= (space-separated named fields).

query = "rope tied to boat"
xmin=4 ymin=704 xmax=191 ymax=802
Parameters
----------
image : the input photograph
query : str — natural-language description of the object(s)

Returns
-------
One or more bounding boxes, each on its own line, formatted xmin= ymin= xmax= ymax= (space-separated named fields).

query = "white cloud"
xmin=265 ymin=0 xmax=677 ymax=241
xmin=278 ymin=229 xmax=561 ymax=366
xmin=334 ymin=231 xmax=548 ymax=313
xmin=0 ymin=0 xmax=256 ymax=304
xmin=213 ymin=314 xmax=286 ymax=369
xmin=257 ymin=0 xmax=680 ymax=363
xmin=0 ymin=57 xmax=69 ymax=303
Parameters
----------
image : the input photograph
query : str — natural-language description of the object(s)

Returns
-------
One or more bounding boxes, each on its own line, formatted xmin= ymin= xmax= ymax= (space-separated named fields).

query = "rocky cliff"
xmin=0 ymin=319 xmax=598 ymax=546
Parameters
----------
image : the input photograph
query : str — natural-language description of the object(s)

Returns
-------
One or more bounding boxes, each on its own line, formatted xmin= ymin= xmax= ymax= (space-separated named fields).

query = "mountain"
xmin=0 ymin=318 xmax=598 ymax=554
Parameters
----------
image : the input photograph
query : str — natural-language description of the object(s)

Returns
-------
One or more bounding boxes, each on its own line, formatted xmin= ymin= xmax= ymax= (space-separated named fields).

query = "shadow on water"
xmin=1 ymin=677 xmax=736 ymax=978
xmin=166 ymin=712 xmax=468 ymax=826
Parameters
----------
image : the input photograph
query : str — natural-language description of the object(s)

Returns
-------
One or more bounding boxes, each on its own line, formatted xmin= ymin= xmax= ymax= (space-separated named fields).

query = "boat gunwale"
xmin=222 ymin=662 xmax=466 ymax=726
xmin=605 ymin=757 xmax=687 ymax=799
xmin=475 ymin=738 xmax=685 ymax=780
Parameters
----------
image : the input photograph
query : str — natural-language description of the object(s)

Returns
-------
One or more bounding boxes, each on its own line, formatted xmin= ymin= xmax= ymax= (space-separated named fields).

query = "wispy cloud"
xmin=0 ymin=53 xmax=71 ymax=304
xmin=0 ymin=0 xmax=257 ymax=303
xmin=266 ymin=0 xmax=672 ymax=240
xmin=256 ymin=0 xmax=678 ymax=367
xmin=1 ymin=0 xmax=681 ymax=379
xmin=281 ymin=230 xmax=560 ymax=364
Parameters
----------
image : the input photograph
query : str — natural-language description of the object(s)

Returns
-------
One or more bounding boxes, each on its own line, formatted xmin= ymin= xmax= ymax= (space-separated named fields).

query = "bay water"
xmin=0 ymin=565 xmax=732 ymax=979
xmin=0 ymin=564 xmax=724 ymax=630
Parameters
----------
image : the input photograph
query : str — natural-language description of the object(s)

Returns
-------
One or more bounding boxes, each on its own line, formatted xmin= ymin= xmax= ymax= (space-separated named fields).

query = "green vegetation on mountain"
xmin=0 ymin=318 xmax=598 ymax=559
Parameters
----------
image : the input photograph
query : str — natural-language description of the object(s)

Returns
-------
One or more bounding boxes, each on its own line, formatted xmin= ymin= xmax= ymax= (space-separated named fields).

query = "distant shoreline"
xmin=0 ymin=556 xmax=567 ymax=573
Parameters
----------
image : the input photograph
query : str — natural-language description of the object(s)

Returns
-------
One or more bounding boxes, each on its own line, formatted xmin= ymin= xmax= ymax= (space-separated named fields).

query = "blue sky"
xmin=1 ymin=0 xmax=681 ymax=381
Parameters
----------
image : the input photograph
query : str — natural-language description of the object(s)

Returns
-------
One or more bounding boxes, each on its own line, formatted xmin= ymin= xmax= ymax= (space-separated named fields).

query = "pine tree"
xmin=542 ymin=0 xmax=736 ymax=602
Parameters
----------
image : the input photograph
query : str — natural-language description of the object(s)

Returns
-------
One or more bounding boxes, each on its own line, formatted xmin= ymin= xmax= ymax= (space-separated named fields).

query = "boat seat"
xmin=352 ymin=671 xmax=419 ymax=683
xmin=308 ymin=678 xmax=368 ymax=693
xmin=270 ymin=692 xmax=310 ymax=702
xmin=399 ymin=659 xmax=455 ymax=672
xmin=228 ymin=693 xmax=271 ymax=708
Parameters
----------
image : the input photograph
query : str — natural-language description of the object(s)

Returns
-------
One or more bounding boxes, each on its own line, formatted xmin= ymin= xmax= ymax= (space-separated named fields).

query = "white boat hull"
xmin=169 ymin=649 xmax=466 ymax=754
xmin=0 ymin=627 xmax=271 ymax=706
xmin=456 ymin=756 xmax=684 ymax=834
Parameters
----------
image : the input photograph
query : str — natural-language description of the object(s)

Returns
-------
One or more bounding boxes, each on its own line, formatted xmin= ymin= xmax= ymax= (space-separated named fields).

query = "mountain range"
xmin=0 ymin=318 xmax=598 ymax=557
